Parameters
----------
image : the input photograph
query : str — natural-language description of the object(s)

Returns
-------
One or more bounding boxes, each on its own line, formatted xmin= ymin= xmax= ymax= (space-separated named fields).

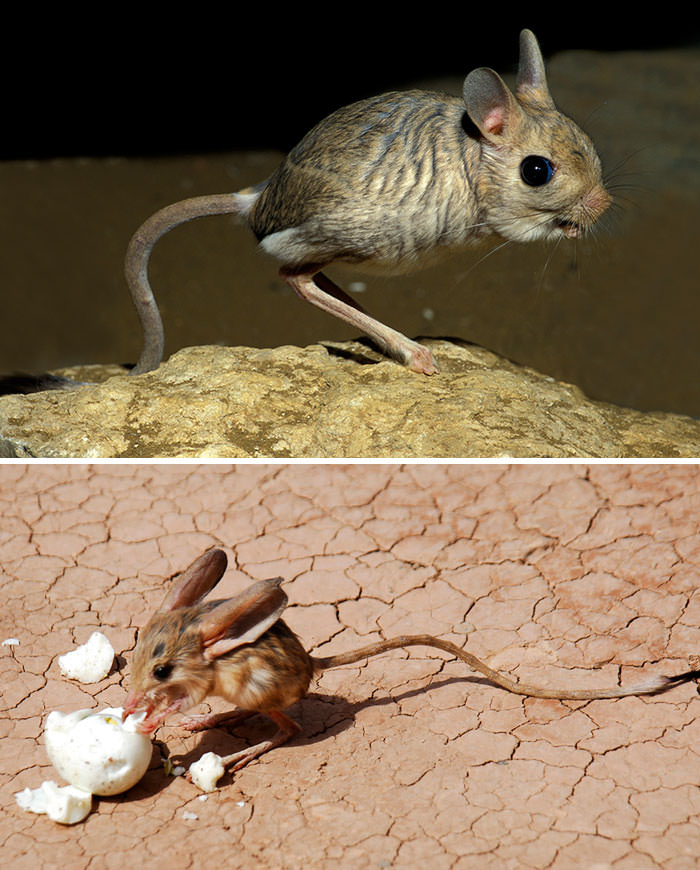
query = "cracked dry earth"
xmin=2 ymin=463 xmax=700 ymax=869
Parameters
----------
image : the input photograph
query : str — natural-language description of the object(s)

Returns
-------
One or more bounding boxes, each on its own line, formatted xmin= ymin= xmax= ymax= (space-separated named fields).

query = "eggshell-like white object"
xmin=15 ymin=780 xmax=92 ymax=825
xmin=189 ymin=752 xmax=225 ymax=792
xmin=45 ymin=707 xmax=151 ymax=796
xmin=58 ymin=632 xmax=115 ymax=683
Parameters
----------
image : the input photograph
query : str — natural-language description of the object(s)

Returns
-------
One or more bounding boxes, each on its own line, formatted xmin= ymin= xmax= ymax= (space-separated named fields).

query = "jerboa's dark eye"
xmin=520 ymin=155 xmax=555 ymax=187
xmin=153 ymin=663 xmax=173 ymax=680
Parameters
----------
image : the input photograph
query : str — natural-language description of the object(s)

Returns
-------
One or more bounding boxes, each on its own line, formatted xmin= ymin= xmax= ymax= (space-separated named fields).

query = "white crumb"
xmin=58 ymin=632 xmax=115 ymax=683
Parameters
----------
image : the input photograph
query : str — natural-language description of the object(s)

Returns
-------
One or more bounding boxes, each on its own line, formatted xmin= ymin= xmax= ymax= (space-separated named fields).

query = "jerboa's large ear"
xmin=158 ymin=548 xmax=229 ymax=612
xmin=198 ymin=578 xmax=289 ymax=660
xmin=516 ymin=29 xmax=555 ymax=107
xmin=463 ymin=66 xmax=522 ymax=143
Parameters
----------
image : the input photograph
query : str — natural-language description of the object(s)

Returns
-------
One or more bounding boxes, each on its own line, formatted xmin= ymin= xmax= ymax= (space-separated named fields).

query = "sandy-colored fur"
xmin=124 ymin=31 xmax=612 ymax=376
xmin=123 ymin=550 xmax=699 ymax=780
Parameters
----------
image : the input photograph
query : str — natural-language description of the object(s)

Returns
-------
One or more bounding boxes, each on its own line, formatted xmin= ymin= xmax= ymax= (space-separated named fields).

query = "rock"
xmin=1 ymin=341 xmax=699 ymax=458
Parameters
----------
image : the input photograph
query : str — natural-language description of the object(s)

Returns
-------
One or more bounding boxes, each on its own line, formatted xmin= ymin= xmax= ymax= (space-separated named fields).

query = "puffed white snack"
xmin=58 ymin=632 xmax=115 ymax=683
xmin=45 ymin=707 xmax=152 ymax=796
xmin=15 ymin=780 xmax=92 ymax=825
xmin=188 ymin=752 xmax=225 ymax=792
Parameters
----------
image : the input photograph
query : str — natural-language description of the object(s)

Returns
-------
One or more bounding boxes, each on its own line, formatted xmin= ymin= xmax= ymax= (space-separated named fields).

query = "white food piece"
xmin=58 ymin=632 xmax=115 ymax=683
xmin=45 ymin=707 xmax=151 ymax=796
xmin=163 ymin=758 xmax=186 ymax=777
xmin=188 ymin=752 xmax=225 ymax=792
xmin=15 ymin=780 xmax=92 ymax=825
xmin=2 ymin=637 xmax=20 ymax=646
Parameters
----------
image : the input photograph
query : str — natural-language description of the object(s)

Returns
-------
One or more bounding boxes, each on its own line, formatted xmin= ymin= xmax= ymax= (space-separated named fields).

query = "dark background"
xmin=3 ymin=15 xmax=699 ymax=160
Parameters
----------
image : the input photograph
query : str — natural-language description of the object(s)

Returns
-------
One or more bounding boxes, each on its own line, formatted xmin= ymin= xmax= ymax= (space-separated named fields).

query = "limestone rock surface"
xmin=1 ymin=341 xmax=699 ymax=458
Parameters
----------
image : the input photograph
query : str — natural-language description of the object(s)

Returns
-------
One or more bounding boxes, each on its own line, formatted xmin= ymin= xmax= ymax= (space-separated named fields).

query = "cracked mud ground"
xmin=2 ymin=463 xmax=699 ymax=869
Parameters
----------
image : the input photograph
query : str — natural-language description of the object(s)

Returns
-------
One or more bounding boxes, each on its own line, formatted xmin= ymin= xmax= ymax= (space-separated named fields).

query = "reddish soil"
xmin=2 ymin=463 xmax=699 ymax=868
